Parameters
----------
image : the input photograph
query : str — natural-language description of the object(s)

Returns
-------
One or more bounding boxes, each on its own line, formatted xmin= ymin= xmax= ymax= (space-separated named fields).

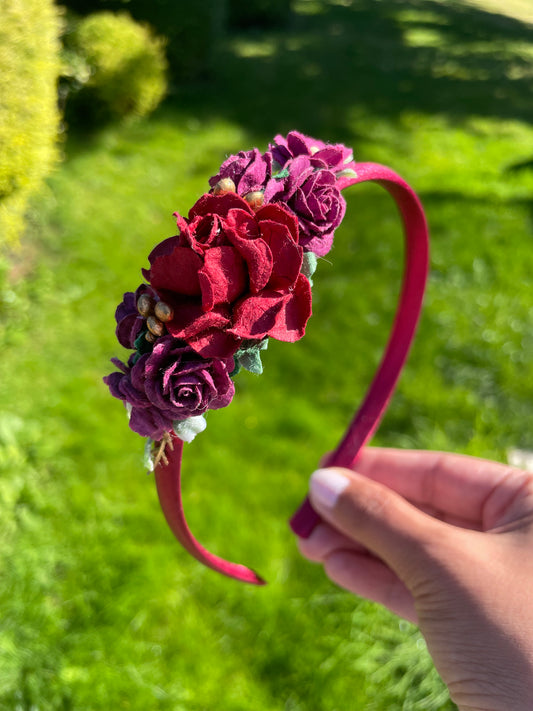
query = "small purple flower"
xmin=270 ymin=131 xmax=356 ymax=179
xmin=104 ymin=355 xmax=173 ymax=438
xmin=208 ymin=148 xmax=272 ymax=196
xmin=264 ymin=155 xmax=346 ymax=256
xmin=103 ymin=337 xmax=235 ymax=440
xmin=115 ymin=284 xmax=158 ymax=349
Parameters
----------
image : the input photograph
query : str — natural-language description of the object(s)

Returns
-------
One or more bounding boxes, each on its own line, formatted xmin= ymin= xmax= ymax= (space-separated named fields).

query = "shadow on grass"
xmin=64 ymin=0 xmax=533 ymax=159
xmin=167 ymin=0 xmax=533 ymax=140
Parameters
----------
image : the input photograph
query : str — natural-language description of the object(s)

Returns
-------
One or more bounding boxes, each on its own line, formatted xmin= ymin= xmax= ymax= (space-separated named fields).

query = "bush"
xmin=0 ymin=0 xmax=61 ymax=245
xmin=65 ymin=11 xmax=167 ymax=121
xmin=57 ymin=0 xmax=217 ymax=83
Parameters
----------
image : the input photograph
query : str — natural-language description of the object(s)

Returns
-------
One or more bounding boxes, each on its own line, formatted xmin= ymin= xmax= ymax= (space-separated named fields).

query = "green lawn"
xmin=1 ymin=1 xmax=533 ymax=708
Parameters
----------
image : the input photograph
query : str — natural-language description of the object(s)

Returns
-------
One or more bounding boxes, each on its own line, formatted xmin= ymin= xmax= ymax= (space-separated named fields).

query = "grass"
xmin=461 ymin=0 xmax=533 ymax=24
xmin=1 ymin=0 xmax=533 ymax=708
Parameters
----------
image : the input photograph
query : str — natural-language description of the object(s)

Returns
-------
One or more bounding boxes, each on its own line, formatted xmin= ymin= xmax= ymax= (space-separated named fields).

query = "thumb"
xmin=308 ymin=467 xmax=448 ymax=581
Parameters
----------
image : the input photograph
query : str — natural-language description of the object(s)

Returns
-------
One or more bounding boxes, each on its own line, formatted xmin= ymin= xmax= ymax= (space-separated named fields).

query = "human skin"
xmin=295 ymin=448 xmax=533 ymax=711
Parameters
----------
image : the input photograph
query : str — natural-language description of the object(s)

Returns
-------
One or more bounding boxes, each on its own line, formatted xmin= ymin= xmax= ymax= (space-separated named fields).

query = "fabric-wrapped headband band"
xmin=104 ymin=132 xmax=429 ymax=585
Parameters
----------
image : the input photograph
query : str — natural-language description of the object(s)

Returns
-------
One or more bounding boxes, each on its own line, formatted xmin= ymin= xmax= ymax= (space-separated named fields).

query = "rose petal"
xmin=235 ymin=148 xmax=270 ymax=194
xmin=189 ymin=192 xmax=252 ymax=219
xmin=208 ymin=364 xmax=235 ymax=409
xmin=226 ymin=209 xmax=273 ymax=292
xmin=116 ymin=313 xmax=143 ymax=349
xmin=179 ymin=214 xmax=224 ymax=253
xmin=209 ymin=149 xmax=272 ymax=196
xmin=229 ymin=291 xmax=285 ymax=340
xmin=173 ymin=211 xmax=189 ymax=236
xmin=198 ymin=246 xmax=247 ymax=311
xmin=130 ymin=407 xmax=172 ymax=439
xmin=286 ymin=131 xmax=312 ymax=157
xmin=149 ymin=247 xmax=203 ymax=295
xmin=268 ymin=274 xmax=312 ymax=342
xmin=259 ymin=220 xmax=303 ymax=290
xmin=299 ymin=230 xmax=335 ymax=257
xmin=166 ymin=301 xmax=230 ymax=339
xmin=256 ymin=203 xmax=299 ymax=243
xmin=115 ymin=292 xmax=137 ymax=322
xmin=146 ymin=235 xmax=180 ymax=266
xmin=312 ymin=146 xmax=344 ymax=168
xmin=187 ymin=328 xmax=240 ymax=358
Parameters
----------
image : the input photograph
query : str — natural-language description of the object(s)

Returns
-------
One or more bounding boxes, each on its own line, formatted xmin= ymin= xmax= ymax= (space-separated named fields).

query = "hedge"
xmin=0 ymin=0 xmax=62 ymax=244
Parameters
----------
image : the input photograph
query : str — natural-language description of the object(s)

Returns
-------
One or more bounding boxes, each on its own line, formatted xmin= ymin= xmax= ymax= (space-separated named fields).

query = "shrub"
xmin=56 ymin=0 xmax=216 ymax=83
xmin=65 ymin=11 xmax=167 ymax=121
xmin=0 ymin=0 xmax=61 ymax=245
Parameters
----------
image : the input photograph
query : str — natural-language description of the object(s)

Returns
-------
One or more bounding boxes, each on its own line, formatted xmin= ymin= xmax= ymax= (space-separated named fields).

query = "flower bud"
xmin=154 ymin=301 xmax=174 ymax=323
xmin=244 ymin=191 xmax=264 ymax=211
xmin=137 ymin=293 xmax=155 ymax=317
xmin=147 ymin=315 xmax=165 ymax=337
xmin=213 ymin=178 xmax=236 ymax=195
xmin=145 ymin=331 xmax=157 ymax=343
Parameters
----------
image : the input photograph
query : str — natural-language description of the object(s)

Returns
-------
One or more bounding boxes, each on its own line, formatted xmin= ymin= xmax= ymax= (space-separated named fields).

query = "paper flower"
xmin=264 ymin=155 xmax=346 ymax=256
xmin=143 ymin=192 xmax=312 ymax=358
xmin=106 ymin=132 xmax=358 ymax=446
xmin=270 ymin=130 xmax=356 ymax=177
xmin=104 ymin=337 xmax=234 ymax=439
xmin=115 ymin=284 xmax=159 ymax=349
xmin=208 ymin=148 xmax=272 ymax=197
xmin=104 ymin=132 xmax=430 ymax=585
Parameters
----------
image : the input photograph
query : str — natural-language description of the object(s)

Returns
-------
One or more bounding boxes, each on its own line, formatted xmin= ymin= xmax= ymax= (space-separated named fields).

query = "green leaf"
xmin=133 ymin=328 xmax=153 ymax=356
xmin=238 ymin=349 xmax=263 ymax=375
xmin=301 ymin=251 xmax=318 ymax=286
xmin=337 ymin=168 xmax=358 ymax=180
xmin=233 ymin=338 xmax=269 ymax=375
xmin=273 ymin=167 xmax=290 ymax=180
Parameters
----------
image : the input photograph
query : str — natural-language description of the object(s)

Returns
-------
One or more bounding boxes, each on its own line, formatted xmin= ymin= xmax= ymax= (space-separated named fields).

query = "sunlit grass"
xmin=1 ymin=1 xmax=533 ymax=708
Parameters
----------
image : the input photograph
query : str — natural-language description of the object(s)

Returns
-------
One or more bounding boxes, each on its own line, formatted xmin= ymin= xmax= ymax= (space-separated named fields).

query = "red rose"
xmin=142 ymin=193 xmax=312 ymax=358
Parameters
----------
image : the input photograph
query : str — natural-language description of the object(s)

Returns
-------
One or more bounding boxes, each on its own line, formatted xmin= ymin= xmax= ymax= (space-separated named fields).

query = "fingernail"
xmin=310 ymin=468 xmax=350 ymax=509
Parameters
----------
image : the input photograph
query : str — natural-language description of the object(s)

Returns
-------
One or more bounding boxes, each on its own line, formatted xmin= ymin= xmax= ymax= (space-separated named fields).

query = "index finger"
xmin=354 ymin=447 xmax=532 ymax=528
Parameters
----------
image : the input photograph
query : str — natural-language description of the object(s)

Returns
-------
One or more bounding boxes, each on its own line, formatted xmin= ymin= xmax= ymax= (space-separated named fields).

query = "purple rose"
xmin=264 ymin=155 xmax=346 ymax=256
xmin=103 ymin=337 xmax=235 ymax=439
xmin=270 ymin=131 xmax=356 ymax=180
xmin=104 ymin=355 xmax=173 ymax=438
xmin=115 ymin=284 xmax=159 ymax=349
xmin=208 ymin=148 xmax=272 ymax=196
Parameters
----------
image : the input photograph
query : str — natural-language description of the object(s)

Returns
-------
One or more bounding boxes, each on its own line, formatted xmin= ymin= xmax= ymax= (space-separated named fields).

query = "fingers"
xmin=354 ymin=447 xmax=533 ymax=528
xmin=323 ymin=550 xmax=417 ymax=623
xmin=297 ymin=523 xmax=416 ymax=621
xmin=307 ymin=467 xmax=447 ymax=581
xmin=297 ymin=523 xmax=369 ymax=562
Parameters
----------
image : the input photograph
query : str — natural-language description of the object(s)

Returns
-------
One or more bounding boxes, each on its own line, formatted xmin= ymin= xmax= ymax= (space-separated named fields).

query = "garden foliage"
xmin=59 ymin=0 xmax=216 ymax=82
xmin=0 ymin=0 xmax=61 ymax=244
xmin=227 ymin=0 xmax=293 ymax=29
xmin=2 ymin=1 xmax=533 ymax=708
xmin=58 ymin=0 xmax=293 ymax=81
xmin=64 ymin=11 xmax=167 ymax=121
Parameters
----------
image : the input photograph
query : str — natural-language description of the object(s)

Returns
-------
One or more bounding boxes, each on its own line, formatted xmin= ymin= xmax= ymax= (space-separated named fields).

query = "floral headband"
xmin=104 ymin=131 xmax=429 ymax=585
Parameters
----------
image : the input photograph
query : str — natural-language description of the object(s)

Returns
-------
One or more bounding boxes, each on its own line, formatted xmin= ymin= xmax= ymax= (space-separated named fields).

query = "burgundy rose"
xmin=208 ymin=148 xmax=272 ymax=196
xmin=264 ymin=155 xmax=346 ymax=257
xmin=142 ymin=193 xmax=312 ymax=358
xmin=104 ymin=338 xmax=235 ymax=439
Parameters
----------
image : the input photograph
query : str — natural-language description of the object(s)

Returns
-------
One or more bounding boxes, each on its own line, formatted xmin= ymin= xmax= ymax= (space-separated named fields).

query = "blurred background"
xmin=1 ymin=0 xmax=532 ymax=708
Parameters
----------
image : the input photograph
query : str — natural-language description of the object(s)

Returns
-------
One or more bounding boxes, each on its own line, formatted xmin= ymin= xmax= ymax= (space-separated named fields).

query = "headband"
xmin=104 ymin=131 xmax=429 ymax=585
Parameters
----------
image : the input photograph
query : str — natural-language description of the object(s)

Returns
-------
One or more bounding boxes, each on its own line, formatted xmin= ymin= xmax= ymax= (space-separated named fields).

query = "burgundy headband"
xmin=104 ymin=133 xmax=429 ymax=585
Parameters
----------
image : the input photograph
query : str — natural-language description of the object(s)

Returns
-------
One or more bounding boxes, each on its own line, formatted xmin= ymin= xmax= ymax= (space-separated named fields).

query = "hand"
xmin=295 ymin=448 xmax=533 ymax=711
